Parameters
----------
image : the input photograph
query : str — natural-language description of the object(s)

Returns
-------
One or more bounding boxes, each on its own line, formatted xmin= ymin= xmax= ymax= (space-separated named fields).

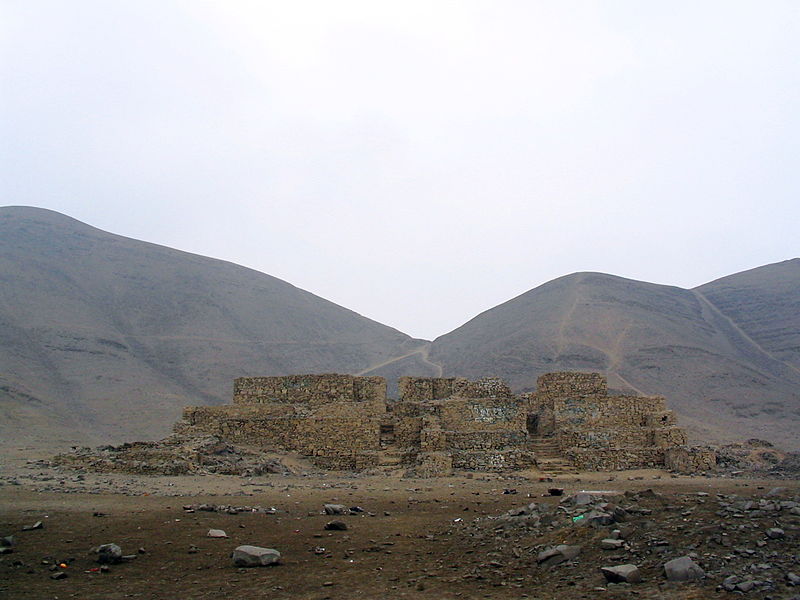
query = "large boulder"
xmin=231 ymin=545 xmax=281 ymax=567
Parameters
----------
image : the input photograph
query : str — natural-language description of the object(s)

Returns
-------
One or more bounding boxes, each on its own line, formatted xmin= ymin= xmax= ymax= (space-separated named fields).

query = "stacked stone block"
xmin=175 ymin=370 xmax=708 ymax=474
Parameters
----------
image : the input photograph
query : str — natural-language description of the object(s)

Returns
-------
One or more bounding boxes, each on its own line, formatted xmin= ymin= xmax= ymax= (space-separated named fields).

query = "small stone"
xmin=601 ymin=539 xmax=625 ymax=550
xmin=324 ymin=520 xmax=348 ymax=531
xmin=323 ymin=504 xmax=347 ymax=515
xmin=766 ymin=528 xmax=785 ymax=539
xmin=736 ymin=580 xmax=756 ymax=592
xmin=722 ymin=575 xmax=740 ymax=591
xmin=600 ymin=564 xmax=642 ymax=584
xmin=207 ymin=529 xmax=227 ymax=538
xmin=787 ymin=573 xmax=800 ymax=586
xmin=1 ymin=536 xmax=14 ymax=547
xmin=22 ymin=521 xmax=43 ymax=531
xmin=231 ymin=545 xmax=281 ymax=567
xmin=537 ymin=545 xmax=581 ymax=568
xmin=50 ymin=571 xmax=67 ymax=580
xmin=587 ymin=510 xmax=614 ymax=526
xmin=663 ymin=556 xmax=705 ymax=581
xmin=96 ymin=544 xmax=123 ymax=564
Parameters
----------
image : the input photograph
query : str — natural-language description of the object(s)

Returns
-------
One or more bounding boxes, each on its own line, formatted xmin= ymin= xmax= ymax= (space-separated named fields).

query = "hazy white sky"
xmin=2 ymin=1 xmax=798 ymax=339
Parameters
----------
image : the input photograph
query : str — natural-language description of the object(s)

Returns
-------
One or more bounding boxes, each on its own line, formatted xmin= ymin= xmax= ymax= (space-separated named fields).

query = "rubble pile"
xmin=51 ymin=434 xmax=297 ymax=477
xmin=439 ymin=487 xmax=800 ymax=596
xmin=715 ymin=439 xmax=800 ymax=479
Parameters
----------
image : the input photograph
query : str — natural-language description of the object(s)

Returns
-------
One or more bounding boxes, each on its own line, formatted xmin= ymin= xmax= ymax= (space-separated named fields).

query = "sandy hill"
xmin=428 ymin=267 xmax=800 ymax=449
xmin=0 ymin=206 xmax=423 ymax=447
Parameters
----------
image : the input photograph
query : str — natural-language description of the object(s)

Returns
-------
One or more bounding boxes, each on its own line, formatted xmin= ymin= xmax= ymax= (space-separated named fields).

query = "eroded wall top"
xmin=234 ymin=374 xmax=386 ymax=405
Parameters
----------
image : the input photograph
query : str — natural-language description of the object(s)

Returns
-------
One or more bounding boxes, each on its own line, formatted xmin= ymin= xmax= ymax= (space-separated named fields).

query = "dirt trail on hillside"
xmin=356 ymin=343 xmax=443 ymax=378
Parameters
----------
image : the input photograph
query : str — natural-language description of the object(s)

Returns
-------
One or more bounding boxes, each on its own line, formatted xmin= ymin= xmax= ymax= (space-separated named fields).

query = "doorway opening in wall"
xmin=526 ymin=414 xmax=539 ymax=435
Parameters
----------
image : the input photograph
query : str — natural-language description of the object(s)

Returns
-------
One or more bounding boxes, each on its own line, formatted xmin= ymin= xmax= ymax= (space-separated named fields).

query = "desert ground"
xmin=1 ymin=447 xmax=798 ymax=600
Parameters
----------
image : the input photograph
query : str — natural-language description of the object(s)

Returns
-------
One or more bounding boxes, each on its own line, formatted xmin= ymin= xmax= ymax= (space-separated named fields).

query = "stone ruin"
xmin=174 ymin=371 xmax=715 ymax=476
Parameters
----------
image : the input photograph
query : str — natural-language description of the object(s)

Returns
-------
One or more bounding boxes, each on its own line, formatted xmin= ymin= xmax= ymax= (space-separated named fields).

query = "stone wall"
xmin=536 ymin=372 xmax=607 ymax=398
xmin=174 ymin=371 xmax=707 ymax=475
xmin=177 ymin=374 xmax=384 ymax=470
xmin=398 ymin=376 xmax=513 ymax=401
xmin=526 ymin=373 xmax=701 ymax=472
xmin=234 ymin=374 xmax=385 ymax=407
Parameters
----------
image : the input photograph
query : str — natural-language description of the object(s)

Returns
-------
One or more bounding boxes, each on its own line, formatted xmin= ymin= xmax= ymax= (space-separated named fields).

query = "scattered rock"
xmin=96 ymin=544 xmax=123 ymax=565
xmin=231 ymin=545 xmax=281 ymax=567
xmin=766 ymin=527 xmax=785 ymax=539
xmin=1 ymin=536 xmax=14 ymax=547
xmin=207 ymin=529 xmax=228 ymax=538
xmin=21 ymin=521 xmax=43 ymax=531
xmin=601 ymin=538 xmax=625 ymax=550
xmin=324 ymin=520 xmax=348 ymax=531
xmin=50 ymin=571 xmax=67 ymax=580
xmin=324 ymin=504 xmax=347 ymax=515
xmin=600 ymin=564 xmax=641 ymax=583
xmin=663 ymin=556 xmax=704 ymax=581
xmin=537 ymin=545 xmax=581 ymax=568
xmin=722 ymin=575 xmax=740 ymax=591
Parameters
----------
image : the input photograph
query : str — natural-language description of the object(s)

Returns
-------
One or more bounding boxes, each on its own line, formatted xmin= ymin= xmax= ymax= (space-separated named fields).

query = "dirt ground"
xmin=1 ymin=447 xmax=799 ymax=600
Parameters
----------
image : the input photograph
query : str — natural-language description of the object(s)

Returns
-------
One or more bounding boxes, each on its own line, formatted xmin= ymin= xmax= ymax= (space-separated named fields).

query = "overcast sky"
xmin=1 ymin=1 xmax=798 ymax=340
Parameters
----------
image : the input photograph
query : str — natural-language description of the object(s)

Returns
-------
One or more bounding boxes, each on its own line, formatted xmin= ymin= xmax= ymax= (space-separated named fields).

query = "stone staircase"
xmin=528 ymin=436 xmax=577 ymax=475
xmin=378 ymin=423 xmax=405 ymax=468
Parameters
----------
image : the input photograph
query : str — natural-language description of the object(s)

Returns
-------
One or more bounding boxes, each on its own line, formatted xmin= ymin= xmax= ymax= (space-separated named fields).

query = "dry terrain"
xmin=1 ymin=448 xmax=798 ymax=600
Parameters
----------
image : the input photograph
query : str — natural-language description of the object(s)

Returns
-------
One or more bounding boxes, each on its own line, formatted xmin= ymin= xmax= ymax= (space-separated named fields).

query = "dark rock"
xmin=324 ymin=504 xmax=347 ymax=515
xmin=787 ymin=572 xmax=800 ymax=586
xmin=324 ymin=520 xmax=348 ymax=531
xmin=722 ymin=575 xmax=740 ymax=591
xmin=600 ymin=564 xmax=642 ymax=583
xmin=663 ymin=556 xmax=705 ymax=581
xmin=22 ymin=521 xmax=43 ymax=531
xmin=50 ymin=571 xmax=67 ymax=580
xmin=1 ymin=536 xmax=14 ymax=547
xmin=766 ymin=528 xmax=785 ymax=539
xmin=736 ymin=580 xmax=756 ymax=592
xmin=96 ymin=543 xmax=123 ymax=564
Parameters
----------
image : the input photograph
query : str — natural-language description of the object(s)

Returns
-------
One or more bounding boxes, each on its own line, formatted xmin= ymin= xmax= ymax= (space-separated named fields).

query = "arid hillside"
xmin=2 ymin=206 xmax=797 ymax=450
xmin=427 ymin=265 xmax=800 ymax=449
xmin=0 ymin=207 xmax=423 ymax=447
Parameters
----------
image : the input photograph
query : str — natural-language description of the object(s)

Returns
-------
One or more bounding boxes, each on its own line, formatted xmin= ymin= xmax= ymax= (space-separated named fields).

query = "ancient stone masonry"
xmin=524 ymin=372 xmax=693 ymax=471
xmin=177 ymin=374 xmax=386 ymax=470
xmin=175 ymin=371 xmax=710 ymax=475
